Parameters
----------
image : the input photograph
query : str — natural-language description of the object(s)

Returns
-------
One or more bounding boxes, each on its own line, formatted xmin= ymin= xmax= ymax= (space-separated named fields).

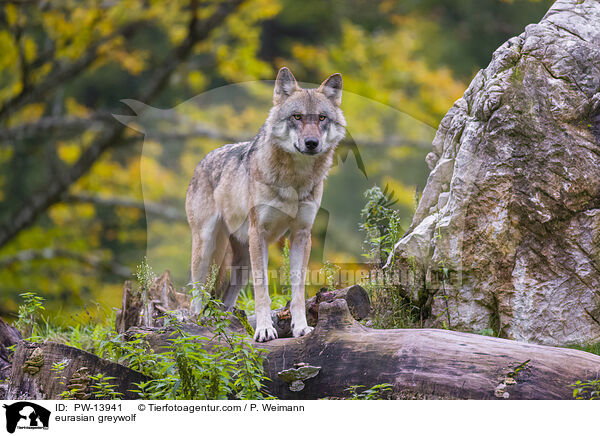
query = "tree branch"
xmin=0 ymin=248 xmax=132 ymax=279
xmin=0 ymin=18 xmax=148 ymax=122
xmin=63 ymin=192 xmax=187 ymax=222
xmin=10 ymin=20 xmax=30 ymax=92
xmin=0 ymin=114 xmax=112 ymax=141
xmin=0 ymin=114 xmax=432 ymax=150
xmin=0 ymin=0 xmax=246 ymax=249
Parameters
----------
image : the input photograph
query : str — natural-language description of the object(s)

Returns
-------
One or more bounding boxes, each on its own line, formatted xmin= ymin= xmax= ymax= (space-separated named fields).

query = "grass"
xmin=10 ymin=276 xmax=274 ymax=400
xmin=568 ymin=341 xmax=600 ymax=356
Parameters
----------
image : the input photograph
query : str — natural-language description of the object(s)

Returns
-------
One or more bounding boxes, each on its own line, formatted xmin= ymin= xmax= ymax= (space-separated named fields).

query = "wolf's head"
xmin=266 ymin=67 xmax=346 ymax=156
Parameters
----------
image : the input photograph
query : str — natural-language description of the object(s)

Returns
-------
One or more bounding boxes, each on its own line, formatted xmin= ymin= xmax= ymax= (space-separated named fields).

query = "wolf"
xmin=185 ymin=67 xmax=346 ymax=342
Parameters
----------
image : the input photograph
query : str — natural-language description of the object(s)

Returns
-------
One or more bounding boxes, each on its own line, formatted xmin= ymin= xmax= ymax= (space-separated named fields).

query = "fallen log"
xmin=129 ymin=299 xmax=600 ymax=400
xmin=6 ymin=341 xmax=147 ymax=400
xmin=9 ymin=271 xmax=598 ymax=400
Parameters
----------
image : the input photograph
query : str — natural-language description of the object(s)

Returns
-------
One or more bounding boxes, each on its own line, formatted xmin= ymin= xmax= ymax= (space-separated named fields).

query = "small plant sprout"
xmin=320 ymin=261 xmax=341 ymax=289
xmin=90 ymin=373 xmax=123 ymax=400
xmin=135 ymin=256 xmax=156 ymax=292
xmin=189 ymin=263 xmax=219 ymax=311
xmin=346 ymin=383 xmax=393 ymax=400
xmin=16 ymin=292 xmax=45 ymax=339
xmin=360 ymin=185 xmax=404 ymax=266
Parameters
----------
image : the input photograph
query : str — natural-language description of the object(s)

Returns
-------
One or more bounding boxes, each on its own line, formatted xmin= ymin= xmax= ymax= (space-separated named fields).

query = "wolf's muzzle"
xmin=304 ymin=137 xmax=319 ymax=150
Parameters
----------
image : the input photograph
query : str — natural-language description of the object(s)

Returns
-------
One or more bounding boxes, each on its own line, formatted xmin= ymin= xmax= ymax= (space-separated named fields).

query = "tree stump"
xmin=0 ymin=317 xmax=21 ymax=380
xmin=6 ymin=341 xmax=147 ymax=400
xmin=115 ymin=270 xmax=192 ymax=333
xmin=246 ymin=284 xmax=371 ymax=338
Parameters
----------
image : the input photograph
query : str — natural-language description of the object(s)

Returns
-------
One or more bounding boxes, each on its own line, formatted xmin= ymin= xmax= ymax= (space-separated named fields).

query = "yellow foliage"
xmin=0 ymin=31 xmax=17 ymax=72
xmin=57 ymin=142 xmax=82 ymax=165
xmin=115 ymin=206 xmax=141 ymax=221
xmin=74 ymin=203 xmax=96 ymax=219
xmin=7 ymin=103 xmax=45 ymax=127
xmin=4 ymin=4 xmax=18 ymax=26
xmin=187 ymin=71 xmax=208 ymax=93
xmin=65 ymin=98 xmax=91 ymax=117
xmin=23 ymin=36 xmax=37 ymax=62
xmin=201 ymin=0 xmax=281 ymax=82
xmin=381 ymin=176 xmax=417 ymax=210
xmin=387 ymin=146 xmax=421 ymax=160
xmin=48 ymin=203 xmax=71 ymax=226
xmin=290 ymin=19 xmax=465 ymax=127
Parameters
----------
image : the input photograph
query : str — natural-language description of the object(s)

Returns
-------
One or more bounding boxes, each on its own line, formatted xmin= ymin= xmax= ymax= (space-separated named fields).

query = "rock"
xmin=390 ymin=0 xmax=600 ymax=345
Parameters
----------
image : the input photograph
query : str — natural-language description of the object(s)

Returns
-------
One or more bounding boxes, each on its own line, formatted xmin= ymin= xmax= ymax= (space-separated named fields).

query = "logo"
xmin=2 ymin=402 xmax=50 ymax=433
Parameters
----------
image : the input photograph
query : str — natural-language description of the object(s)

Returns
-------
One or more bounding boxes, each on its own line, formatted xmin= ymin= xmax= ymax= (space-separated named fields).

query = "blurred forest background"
xmin=0 ymin=0 xmax=553 ymax=323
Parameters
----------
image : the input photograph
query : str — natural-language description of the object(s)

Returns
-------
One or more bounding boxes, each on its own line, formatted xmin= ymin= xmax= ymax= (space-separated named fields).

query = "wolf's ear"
xmin=274 ymin=67 xmax=299 ymax=104
xmin=318 ymin=73 xmax=343 ymax=106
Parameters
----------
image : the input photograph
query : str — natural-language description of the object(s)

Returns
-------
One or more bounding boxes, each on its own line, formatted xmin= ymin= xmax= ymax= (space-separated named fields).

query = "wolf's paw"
xmin=292 ymin=325 xmax=314 ymax=338
xmin=254 ymin=324 xmax=278 ymax=342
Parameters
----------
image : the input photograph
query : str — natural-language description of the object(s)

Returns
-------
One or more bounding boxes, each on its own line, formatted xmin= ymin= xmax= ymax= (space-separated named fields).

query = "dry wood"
xmin=0 ymin=317 xmax=21 ymax=380
xmin=116 ymin=272 xmax=370 ymax=338
xmin=246 ymin=284 xmax=371 ymax=338
xmin=115 ymin=270 xmax=192 ymax=333
xmin=128 ymin=299 xmax=600 ymax=400
xmin=6 ymin=341 xmax=147 ymax=400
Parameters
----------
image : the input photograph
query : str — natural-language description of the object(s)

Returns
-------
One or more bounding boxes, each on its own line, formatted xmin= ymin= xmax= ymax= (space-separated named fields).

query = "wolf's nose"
xmin=304 ymin=137 xmax=319 ymax=150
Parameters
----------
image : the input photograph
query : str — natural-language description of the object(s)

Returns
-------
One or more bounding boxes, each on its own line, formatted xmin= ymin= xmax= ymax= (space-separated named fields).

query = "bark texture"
xmin=127 ymin=300 xmax=600 ymax=399
xmin=6 ymin=341 xmax=147 ymax=400
xmin=246 ymin=285 xmax=371 ymax=338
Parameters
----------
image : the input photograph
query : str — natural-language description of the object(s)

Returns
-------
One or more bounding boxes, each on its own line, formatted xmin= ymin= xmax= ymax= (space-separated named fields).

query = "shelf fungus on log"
xmin=277 ymin=363 xmax=321 ymax=392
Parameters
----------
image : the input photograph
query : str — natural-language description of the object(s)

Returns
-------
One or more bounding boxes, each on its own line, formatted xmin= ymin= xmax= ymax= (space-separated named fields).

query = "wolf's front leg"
xmin=289 ymin=228 xmax=314 ymax=338
xmin=249 ymin=221 xmax=277 ymax=342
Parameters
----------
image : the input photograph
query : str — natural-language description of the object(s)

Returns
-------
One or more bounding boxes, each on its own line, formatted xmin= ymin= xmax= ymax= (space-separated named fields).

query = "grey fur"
xmin=186 ymin=67 xmax=346 ymax=342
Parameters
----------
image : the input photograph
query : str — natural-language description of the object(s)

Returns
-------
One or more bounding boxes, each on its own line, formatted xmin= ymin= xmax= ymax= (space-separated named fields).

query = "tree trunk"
xmin=0 ymin=317 xmax=21 ymax=378
xmin=7 ymin=273 xmax=600 ymax=400
xmin=0 ymin=317 xmax=22 ymax=398
xmin=127 ymin=299 xmax=600 ymax=400
xmin=6 ymin=341 xmax=147 ymax=400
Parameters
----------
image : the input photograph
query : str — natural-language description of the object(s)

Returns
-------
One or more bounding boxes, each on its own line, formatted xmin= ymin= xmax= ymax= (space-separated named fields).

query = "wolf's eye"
xmin=293 ymin=114 xmax=302 ymax=120
xmin=319 ymin=115 xmax=326 ymax=121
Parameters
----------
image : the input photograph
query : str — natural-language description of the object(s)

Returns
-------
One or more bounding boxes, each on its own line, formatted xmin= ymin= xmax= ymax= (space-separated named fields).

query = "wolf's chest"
xmin=250 ymin=182 xmax=319 ymax=240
